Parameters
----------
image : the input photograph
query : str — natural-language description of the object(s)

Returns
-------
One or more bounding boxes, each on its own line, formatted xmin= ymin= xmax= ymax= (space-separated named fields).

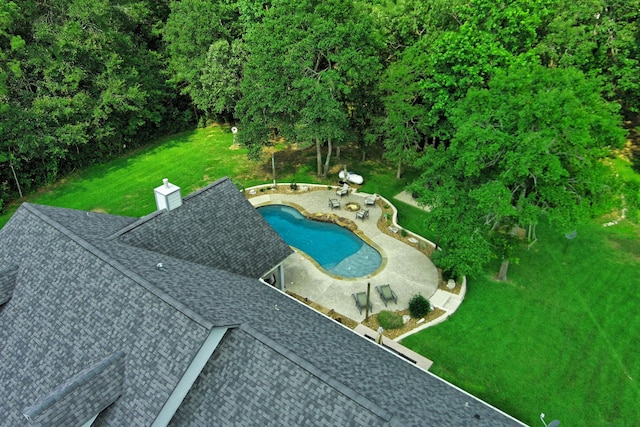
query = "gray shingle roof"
xmin=115 ymin=177 xmax=293 ymax=278
xmin=23 ymin=350 xmax=126 ymax=426
xmin=0 ymin=206 xmax=211 ymax=426
xmin=26 ymin=204 xmax=137 ymax=241
xmin=92 ymin=239 xmax=523 ymax=426
xmin=169 ymin=327 xmax=390 ymax=427
xmin=0 ymin=177 xmax=525 ymax=427
xmin=0 ymin=264 xmax=18 ymax=307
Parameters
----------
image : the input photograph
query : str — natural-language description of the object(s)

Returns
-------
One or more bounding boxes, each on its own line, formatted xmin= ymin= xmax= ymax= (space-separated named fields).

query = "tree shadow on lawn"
xmin=259 ymin=142 xmax=390 ymax=183
xmin=625 ymin=115 xmax=640 ymax=173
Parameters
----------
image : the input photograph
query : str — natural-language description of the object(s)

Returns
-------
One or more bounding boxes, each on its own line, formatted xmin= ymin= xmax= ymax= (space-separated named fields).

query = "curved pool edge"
xmin=256 ymin=202 xmax=387 ymax=280
xmin=244 ymin=184 xmax=455 ymax=326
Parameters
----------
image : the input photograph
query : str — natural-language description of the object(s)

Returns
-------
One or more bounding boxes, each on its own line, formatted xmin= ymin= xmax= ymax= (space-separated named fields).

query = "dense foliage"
xmin=408 ymin=294 xmax=431 ymax=318
xmin=2 ymin=0 xmax=636 ymax=275
xmin=0 ymin=0 xmax=195 ymax=204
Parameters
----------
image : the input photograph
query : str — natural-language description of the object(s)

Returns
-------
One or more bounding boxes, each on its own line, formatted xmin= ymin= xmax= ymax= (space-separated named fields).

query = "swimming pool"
xmin=258 ymin=204 xmax=382 ymax=278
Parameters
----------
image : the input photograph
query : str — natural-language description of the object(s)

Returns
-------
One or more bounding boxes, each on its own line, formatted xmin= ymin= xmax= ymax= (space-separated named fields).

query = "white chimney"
xmin=154 ymin=178 xmax=182 ymax=212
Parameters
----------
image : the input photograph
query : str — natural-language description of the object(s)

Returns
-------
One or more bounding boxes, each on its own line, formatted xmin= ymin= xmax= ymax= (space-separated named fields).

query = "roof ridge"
xmin=239 ymin=323 xmax=395 ymax=423
xmin=21 ymin=204 xmax=214 ymax=329
xmin=23 ymin=350 xmax=126 ymax=425
xmin=105 ymin=177 xmax=230 ymax=241
xmin=105 ymin=209 xmax=165 ymax=240
xmin=182 ymin=176 xmax=230 ymax=203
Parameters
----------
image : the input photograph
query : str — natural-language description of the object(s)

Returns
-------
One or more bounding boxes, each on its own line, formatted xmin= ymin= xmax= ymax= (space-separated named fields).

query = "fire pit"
xmin=344 ymin=202 xmax=361 ymax=212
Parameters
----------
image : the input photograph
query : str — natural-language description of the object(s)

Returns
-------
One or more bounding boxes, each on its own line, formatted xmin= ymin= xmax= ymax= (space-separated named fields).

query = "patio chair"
xmin=356 ymin=209 xmax=369 ymax=221
xmin=336 ymin=183 xmax=349 ymax=197
xmin=364 ymin=194 xmax=377 ymax=206
xmin=328 ymin=198 xmax=340 ymax=210
xmin=352 ymin=292 xmax=373 ymax=315
xmin=376 ymin=284 xmax=397 ymax=307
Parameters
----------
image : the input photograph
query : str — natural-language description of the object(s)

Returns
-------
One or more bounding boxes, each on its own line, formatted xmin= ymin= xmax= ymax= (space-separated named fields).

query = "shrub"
xmin=384 ymin=212 xmax=392 ymax=225
xmin=400 ymin=228 xmax=408 ymax=237
xmin=377 ymin=310 xmax=404 ymax=329
xmin=408 ymin=294 xmax=431 ymax=318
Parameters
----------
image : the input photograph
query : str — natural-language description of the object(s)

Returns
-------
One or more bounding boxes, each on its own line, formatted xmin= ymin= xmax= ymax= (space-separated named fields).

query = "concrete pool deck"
xmin=248 ymin=185 xmax=453 ymax=324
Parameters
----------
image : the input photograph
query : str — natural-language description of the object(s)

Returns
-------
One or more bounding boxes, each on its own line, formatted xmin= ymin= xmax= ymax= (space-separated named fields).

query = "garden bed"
xmin=362 ymin=308 xmax=446 ymax=340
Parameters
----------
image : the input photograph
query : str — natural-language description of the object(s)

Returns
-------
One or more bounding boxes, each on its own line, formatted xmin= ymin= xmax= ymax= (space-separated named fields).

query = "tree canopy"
xmin=0 ymin=0 xmax=634 ymax=277
xmin=236 ymin=0 xmax=383 ymax=176
xmin=410 ymin=63 xmax=625 ymax=277
xmin=1 ymin=0 xmax=187 ymax=209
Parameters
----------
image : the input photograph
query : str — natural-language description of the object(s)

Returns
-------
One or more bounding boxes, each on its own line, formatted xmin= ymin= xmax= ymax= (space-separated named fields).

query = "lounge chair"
xmin=365 ymin=194 xmax=377 ymax=206
xmin=336 ymin=183 xmax=349 ymax=197
xmin=356 ymin=209 xmax=369 ymax=221
xmin=328 ymin=198 xmax=340 ymax=210
xmin=376 ymin=284 xmax=398 ymax=307
xmin=352 ymin=292 xmax=372 ymax=315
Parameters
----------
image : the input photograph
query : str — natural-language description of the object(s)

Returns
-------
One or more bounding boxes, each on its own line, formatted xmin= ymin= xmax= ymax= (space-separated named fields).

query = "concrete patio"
xmin=248 ymin=185 xmax=440 ymax=322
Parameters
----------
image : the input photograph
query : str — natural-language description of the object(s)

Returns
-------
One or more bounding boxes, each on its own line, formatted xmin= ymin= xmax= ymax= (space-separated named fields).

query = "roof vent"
xmin=154 ymin=178 xmax=182 ymax=212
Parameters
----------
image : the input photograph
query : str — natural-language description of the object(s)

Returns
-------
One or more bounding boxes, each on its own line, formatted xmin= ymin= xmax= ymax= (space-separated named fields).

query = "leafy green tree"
xmin=164 ymin=0 xmax=247 ymax=121
xmin=536 ymin=0 xmax=640 ymax=113
xmin=378 ymin=0 xmax=557 ymax=171
xmin=377 ymin=56 xmax=429 ymax=178
xmin=0 ymin=0 xmax=179 ymax=209
xmin=199 ymin=39 xmax=246 ymax=119
xmin=411 ymin=63 xmax=625 ymax=277
xmin=0 ymin=0 xmax=25 ymax=203
xmin=237 ymin=0 xmax=382 ymax=177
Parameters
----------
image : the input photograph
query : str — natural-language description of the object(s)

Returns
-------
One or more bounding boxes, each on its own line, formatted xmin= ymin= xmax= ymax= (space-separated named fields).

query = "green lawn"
xmin=402 ymin=220 xmax=640 ymax=426
xmin=1 ymin=125 xmax=274 ymax=227
xmin=2 ymin=126 xmax=639 ymax=426
xmin=0 ymin=125 xmax=370 ymax=228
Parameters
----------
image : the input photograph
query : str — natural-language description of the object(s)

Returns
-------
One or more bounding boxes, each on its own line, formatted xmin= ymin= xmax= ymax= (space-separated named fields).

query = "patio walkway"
xmin=248 ymin=186 xmax=440 ymax=322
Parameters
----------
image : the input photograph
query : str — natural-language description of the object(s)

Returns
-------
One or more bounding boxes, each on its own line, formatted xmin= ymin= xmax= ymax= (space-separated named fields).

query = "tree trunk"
xmin=323 ymin=139 xmax=332 ymax=178
xmin=315 ymin=138 xmax=322 ymax=177
xmin=336 ymin=145 xmax=340 ymax=160
xmin=396 ymin=159 xmax=402 ymax=179
xmin=9 ymin=157 xmax=23 ymax=198
xmin=497 ymin=258 xmax=509 ymax=281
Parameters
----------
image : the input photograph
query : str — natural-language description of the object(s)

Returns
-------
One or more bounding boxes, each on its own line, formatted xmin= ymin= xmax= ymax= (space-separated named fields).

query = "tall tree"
xmin=0 ymin=0 xmax=25 ymax=206
xmin=237 ymin=0 xmax=382 ymax=177
xmin=536 ymin=0 xmax=640 ymax=114
xmin=0 ymin=0 xmax=180 ymax=211
xmin=411 ymin=63 xmax=625 ymax=278
xmin=378 ymin=0 xmax=557 ymax=170
xmin=164 ymin=0 xmax=249 ymax=121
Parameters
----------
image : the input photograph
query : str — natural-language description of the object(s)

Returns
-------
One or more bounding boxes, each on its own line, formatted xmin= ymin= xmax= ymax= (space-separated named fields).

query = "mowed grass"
xmin=0 ymin=125 xmax=273 ymax=227
xmin=402 ymin=219 xmax=640 ymax=426
xmin=2 ymin=126 xmax=640 ymax=426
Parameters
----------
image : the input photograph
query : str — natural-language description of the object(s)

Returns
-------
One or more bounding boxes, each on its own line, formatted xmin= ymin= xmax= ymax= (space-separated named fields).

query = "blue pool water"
xmin=258 ymin=204 xmax=382 ymax=278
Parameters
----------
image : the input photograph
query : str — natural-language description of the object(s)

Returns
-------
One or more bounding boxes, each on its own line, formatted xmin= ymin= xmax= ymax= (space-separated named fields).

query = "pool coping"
xmin=254 ymin=201 xmax=388 ymax=281
xmin=246 ymin=183 xmax=466 ymax=342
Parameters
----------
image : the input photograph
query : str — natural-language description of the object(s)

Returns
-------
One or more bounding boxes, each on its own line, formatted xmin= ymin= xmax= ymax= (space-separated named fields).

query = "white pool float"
xmin=339 ymin=170 xmax=364 ymax=185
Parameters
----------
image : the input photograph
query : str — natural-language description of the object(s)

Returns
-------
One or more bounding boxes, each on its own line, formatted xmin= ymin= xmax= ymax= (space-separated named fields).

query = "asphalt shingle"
xmin=0 ymin=177 xmax=525 ymax=427
xmin=23 ymin=350 xmax=126 ymax=426
xmin=0 ymin=264 xmax=18 ymax=306
xmin=115 ymin=177 xmax=293 ymax=278
xmin=0 ymin=207 xmax=210 ymax=426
